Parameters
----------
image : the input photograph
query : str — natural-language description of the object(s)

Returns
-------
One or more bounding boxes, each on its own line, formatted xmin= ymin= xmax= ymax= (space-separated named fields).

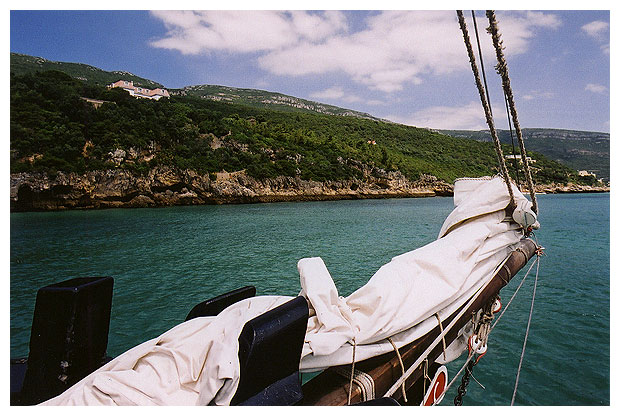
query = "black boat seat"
xmin=229 ymin=296 xmax=309 ymax=406
xmin=14 ymin=276 xmax=114 ymax=405
xmin=185 ymin=286 xmax=256 ymax=321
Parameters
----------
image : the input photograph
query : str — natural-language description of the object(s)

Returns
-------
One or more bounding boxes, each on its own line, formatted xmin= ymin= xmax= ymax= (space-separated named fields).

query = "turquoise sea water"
xmin=10 ymin=193 xmax=609 ymax=405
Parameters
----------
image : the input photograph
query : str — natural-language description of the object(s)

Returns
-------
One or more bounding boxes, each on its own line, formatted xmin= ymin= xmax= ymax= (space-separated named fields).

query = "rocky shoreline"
xmin=10 ymin=167 xmax=609 ymax=212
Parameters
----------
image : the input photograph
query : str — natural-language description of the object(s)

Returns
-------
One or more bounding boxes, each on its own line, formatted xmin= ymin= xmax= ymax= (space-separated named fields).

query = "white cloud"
xmin=492 ymin=11 xmax=561 ymax=55
xmin=149 ymin=11 xmax=347 ymax=54
xmin=581 ymin=20 xmax=610 ymax=55
xmin=257 ymin=11 xmax=466 ymax=92
xmin=310 ymin=86 xmax=361 ymax=103
xmin=366 ymin=99 xmax=386 ymax=106
xmin=150 ymin=10 xmax=561 ymax=93
xmin=289 ymin=11 xmax=348 ymax=42
xmin=387 ymin=101 xmax=488 ymax=130
xmin=600 ymin=44 xmax=610 ymax=55
xmin=310 ymin=86 xmax=346 ymax=100
xmin=521 ymin=90 xmax=554 ymax=101
xmin=585 ymin=83 xmax=608 ymax=94
xmin=581 ymin=20 xmax=609 ymax=39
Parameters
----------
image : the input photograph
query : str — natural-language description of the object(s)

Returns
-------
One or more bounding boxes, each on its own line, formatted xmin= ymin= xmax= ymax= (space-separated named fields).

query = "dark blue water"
xmin=10 ymin=193 xmax=609 ymax=405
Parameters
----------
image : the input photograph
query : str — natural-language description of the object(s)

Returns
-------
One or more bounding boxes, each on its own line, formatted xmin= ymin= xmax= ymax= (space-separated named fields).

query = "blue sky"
xmin=9 ymin=6 xmax=612 ymax=133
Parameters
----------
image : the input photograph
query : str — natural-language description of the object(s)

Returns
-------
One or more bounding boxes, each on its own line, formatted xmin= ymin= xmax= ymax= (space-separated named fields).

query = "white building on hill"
xmin=107 ymin=80 xmax=170 ymax=100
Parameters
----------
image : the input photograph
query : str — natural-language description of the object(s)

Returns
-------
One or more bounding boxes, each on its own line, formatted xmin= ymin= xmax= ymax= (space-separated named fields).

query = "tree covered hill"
xmin=10 ymin=68 xmax=596 ymax=190
xmin=10 ymin=53 xmax=610 ymax=186
xmin=177 ymin=84 xmax=387 ymax=122
xmin=10 ymin=53 xmax=164 ymax=89
xmin=441 ymin=128 xmax=610 ymax=182
xmin=11 ymin=53 xmax=385 ymax=122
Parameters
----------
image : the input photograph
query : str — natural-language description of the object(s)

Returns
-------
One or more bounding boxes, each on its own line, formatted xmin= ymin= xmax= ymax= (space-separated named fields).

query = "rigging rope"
xmin=456 ymin=10 xmax=516 ymax=211
xmin=511 ymin=252 xmax=540 ymax=405
xmin=388 ymin=337 xmax=408 ymax=402
xmin=472 ymin=10 xmax=522 ymax=189
xmin=471 ymin=11 xmax=494 ymax=118
xmin=434 ymin=313 xmax=448 ymax=361
xmin=504 ymin=91 xmax=522 ymax=187
xmin=383 ymin=271 xmax=492 ymax=398
xmin=486 ymin=10 xmax=538 ymax=214
xmin=444 ymin=253 xmax=541 ymax=404
xmin=347 ymin=337 xmax=357 ymax=405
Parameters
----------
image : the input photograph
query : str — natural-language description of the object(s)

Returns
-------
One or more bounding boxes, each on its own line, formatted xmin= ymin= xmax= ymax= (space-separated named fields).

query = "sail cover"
xmin=42 ymin=176 xmax=537 ymax=405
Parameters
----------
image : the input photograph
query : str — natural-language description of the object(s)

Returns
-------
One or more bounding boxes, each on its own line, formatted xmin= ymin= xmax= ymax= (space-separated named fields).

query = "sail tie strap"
xmin=383 ymin=275 xmax=491 ymax=398
xmin=434 ymin=313 xmax=448 ymax=361
xmin=348 ymin=337 xmax=357 ymax=405
xmin=387 ymin=337 xmax=408 ymax=402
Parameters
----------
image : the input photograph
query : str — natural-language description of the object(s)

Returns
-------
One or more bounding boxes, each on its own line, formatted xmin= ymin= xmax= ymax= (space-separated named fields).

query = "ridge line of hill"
xmin=9 ymin=53 xmax=609 ymax=211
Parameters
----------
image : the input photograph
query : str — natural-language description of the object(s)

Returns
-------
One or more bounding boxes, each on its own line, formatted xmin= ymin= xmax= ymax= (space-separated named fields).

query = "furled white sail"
xmin=42 ymin=176 xmax=537 ymax=405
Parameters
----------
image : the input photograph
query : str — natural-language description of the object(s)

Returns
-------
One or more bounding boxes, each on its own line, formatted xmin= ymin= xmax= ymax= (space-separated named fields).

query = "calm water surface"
xmin=10 ymin=193 xmax=609 ymax=405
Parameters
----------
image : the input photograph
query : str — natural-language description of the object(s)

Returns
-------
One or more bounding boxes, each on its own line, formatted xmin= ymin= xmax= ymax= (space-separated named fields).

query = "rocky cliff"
xmin=10 ymin=167 xmax=455 ymax=211
xmin=10 ymin=167 xmax=609 ymax=212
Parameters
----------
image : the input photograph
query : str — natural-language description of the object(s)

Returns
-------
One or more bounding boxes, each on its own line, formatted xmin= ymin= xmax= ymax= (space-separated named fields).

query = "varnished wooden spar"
xmin=300 ymin=238 xmax=537 ymax=405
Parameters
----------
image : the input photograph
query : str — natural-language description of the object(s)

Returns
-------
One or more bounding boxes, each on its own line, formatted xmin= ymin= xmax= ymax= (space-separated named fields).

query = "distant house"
xmin=107 ymin=80 xmax=170 ymax=100
xmin=578 ymin=170 xmax=596 ymax=177
xmin=80 ymin=97 xmax=108 ymax=109
xmin=506 ymin=154 xmax=536 ymax=164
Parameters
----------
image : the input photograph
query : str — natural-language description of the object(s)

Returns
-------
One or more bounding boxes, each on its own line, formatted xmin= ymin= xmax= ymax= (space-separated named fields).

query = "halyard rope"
xmin=472 ymin=10 xmax=522 ymax=189
xmin=486 ymin=10 xmax=538 ymax=214
xmin=456 ymin=10 xmax=516 ymax=210
xmin=471 ymin=11 xmax=494 ymax=118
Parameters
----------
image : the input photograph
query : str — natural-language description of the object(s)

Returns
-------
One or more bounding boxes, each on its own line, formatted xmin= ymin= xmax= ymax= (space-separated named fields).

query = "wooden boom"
xmin=301 ymin=238 xmax=537 ymax=405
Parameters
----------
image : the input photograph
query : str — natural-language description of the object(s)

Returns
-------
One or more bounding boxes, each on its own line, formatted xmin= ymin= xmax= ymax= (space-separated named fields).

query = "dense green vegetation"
xmin=442 ymin=128 xmax=610 ymax=182
xmin=10 ymin=68 xmax=595 ymax=186
xmin=10 ymin=53 xmax=163 ymax=89
xmin=179 ymin=84 xmax=384 ymax=121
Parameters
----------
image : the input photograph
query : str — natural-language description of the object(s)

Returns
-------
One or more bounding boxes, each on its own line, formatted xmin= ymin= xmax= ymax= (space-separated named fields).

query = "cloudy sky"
xmin=10 ymin=5 xmax=611 ymax=132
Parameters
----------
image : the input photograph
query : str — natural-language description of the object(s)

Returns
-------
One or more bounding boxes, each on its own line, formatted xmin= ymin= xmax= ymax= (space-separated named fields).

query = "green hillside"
xmin=441 ymin=129 xmax=610 ymax=182
xmin=10 ymin=53 xmax=610 ymax=185
xmin=10 ymin=67 xmax=594 ymax=188
xmin=11 ymin=53 xmax=384 ymax=122
xmin=10 ymin=53 xmax=163 ymax=89
xmin=177 ymin=84 xmax=386 ymax=121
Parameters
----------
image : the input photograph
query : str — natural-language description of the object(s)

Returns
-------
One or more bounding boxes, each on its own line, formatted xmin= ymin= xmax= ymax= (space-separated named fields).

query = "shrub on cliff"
xmin=10 ymin=70 xmax=590 ymax=186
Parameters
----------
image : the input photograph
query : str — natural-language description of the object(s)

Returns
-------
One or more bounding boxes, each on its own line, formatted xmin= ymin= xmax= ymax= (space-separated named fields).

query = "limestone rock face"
xmin=533 ymin=183 xmax=610 ymax=194
xmin=11 ymin=168 xmax=609 ymax=212
xmin=9 ymin=166 xmax=453 ymax=211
